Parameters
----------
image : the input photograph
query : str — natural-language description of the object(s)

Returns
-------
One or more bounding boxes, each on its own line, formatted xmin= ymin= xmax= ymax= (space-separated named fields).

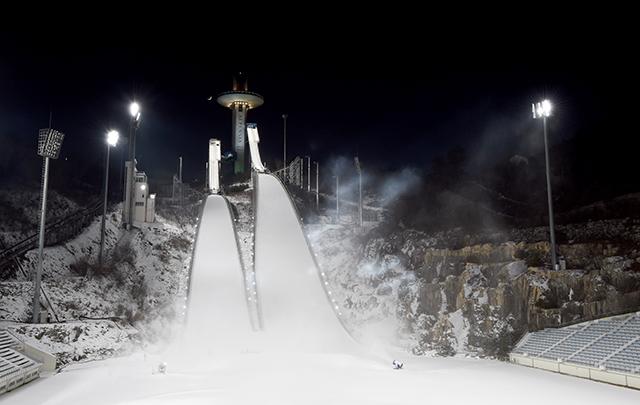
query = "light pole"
xmin=125 ymin=102 xmax=141 ymax=230
xmin=335 ymin=175 xmax=340 ymax=223
xmin=315 ymin=161 xmax=319 ymax=210
xmin=305 ymin=156 xmax=311 ymax=192
xmin=33 ymin=128 xmax=64 ymax=323
xmin=99 ymin=130 xmax=119 ymax=268
xmin=178 ymin=156 xmax=183 ymax=207
xmin=354 ymin=157 xmax=363 ymax=228
xmin=533 ymin=99 xmax=558 ymax=270
xmin=282 ymin=114 xmax=288 ymax=172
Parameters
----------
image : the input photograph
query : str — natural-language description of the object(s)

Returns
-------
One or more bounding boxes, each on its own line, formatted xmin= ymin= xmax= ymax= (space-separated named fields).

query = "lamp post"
xmin=532 ymin=99 xmax=558 ymax=270
xmin=308 ymin=156 xmax=311 ymax=193
xmin=335 ymin=175 xmax=340 ymax=223
xmin=354 ymin=157 xmax=363 ymax=228
xmin=282 ymin=114 xmax=288 ymax=172
xmin=98 ymin=130 xmax=119 ymax=268
xmin=125 ymin=102 xmax=141 ymax=230
xmin=33 ymin=128 xmax=64 ymax=323
xmin=315 ymin=161 xmax=319 ymax=210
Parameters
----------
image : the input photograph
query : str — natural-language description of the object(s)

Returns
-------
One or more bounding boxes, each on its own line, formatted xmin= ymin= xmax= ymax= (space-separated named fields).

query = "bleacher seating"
xmin=512 ymin=312 xmax=640 ymax=374
xmin=0 ymin=330 xmax=41 ymax=394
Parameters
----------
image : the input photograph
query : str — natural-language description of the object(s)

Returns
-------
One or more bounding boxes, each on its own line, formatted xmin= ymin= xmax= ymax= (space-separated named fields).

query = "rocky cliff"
xmin=308 ymin=218 xmax=640 ymax=358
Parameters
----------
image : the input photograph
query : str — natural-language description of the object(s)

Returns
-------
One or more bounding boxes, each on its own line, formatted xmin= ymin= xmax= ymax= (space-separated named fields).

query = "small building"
xmin=133 ymin=171 xmax=155 ymax=224
xmin=123 ymin=161 xmax=156 ymax=226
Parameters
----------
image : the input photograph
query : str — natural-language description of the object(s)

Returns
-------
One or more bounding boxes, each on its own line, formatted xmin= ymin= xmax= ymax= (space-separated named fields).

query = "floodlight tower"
xmin=98 ymin=130 xmax=119 ymax=268
xmin=217 ymin=73 xmax=264 ymax=175
xmin=532 ymin=99 xmax=558 ymax=270
xmin=33 ymin=128 xmax=65 ymax=323
xmin=124 ymin=101 xmax=141 ymax=230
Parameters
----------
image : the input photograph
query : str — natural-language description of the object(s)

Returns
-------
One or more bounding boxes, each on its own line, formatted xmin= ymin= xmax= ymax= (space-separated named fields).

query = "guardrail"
xmin=0 ymin=199 xmax=105 ymax=322
xmin=0 ymin=199 xmax=103 ymax=269
xmin=0 ymin=239 xmax=60 ymax=323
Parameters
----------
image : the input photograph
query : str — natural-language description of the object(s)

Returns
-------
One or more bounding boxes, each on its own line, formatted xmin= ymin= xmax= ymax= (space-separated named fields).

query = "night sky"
xmin=1 ymin=28 xmax=638 ymax=197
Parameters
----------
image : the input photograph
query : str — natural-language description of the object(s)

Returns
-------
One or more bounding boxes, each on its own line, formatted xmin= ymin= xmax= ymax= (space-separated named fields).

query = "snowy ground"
xmin=3 ymin=351 xmax=638 ymax=404
xmin=1 ymin=320 xmax=138 ymax=366
xmin=0 ymin=188 xmax=81 ymax=246
xmin=1 ymin=204 xmax=194 ymax=365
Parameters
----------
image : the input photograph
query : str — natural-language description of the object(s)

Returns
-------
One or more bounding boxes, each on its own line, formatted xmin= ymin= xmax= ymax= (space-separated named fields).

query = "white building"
xmin=123 ymin=161 xmax=156 ymax=225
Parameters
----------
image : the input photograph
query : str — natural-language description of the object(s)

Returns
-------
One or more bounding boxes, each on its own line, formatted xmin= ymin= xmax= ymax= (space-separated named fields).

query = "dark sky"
xmin=1 ymin=27 xmax=638 ymax=191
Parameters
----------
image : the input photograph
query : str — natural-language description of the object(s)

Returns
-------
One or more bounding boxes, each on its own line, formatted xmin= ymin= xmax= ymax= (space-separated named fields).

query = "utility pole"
xmin=315 ymin=161 xmax=319 ymax=210
xmin=282 ymin=114 xmax=288 ymax=171
xmin=354 ymin=157 xmax=363 ymax=228
xmin=179 ymin=156 xmax=183 ymax=206
xmin=299 ymin=159 xmax=303 ymax=189
xmin=335 ymin=175 xmax=340 ymax=223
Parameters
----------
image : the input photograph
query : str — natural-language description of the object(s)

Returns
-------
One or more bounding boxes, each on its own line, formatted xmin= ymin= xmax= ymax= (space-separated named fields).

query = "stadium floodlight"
xmin=37 ymin=128 xmax=65 ymax=159
xmin=532 ymin=99 xmax=552 ymax=119
xmin=532 ymin=98 xmax=558 ymax=270
xmin=33 ymin=128 xmax=65 ymax=323
xmin=129 ymin=102 xmax=141 ymax=121
xmin=107 ymin=130 xmax=119 ymax=147
xmin=99 ymin=130 xmax=120 ymax=268
xmin=125 ymin=101 xmax=141 ymax=230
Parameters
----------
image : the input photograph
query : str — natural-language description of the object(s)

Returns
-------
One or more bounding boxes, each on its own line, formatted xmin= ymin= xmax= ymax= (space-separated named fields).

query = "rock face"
xmin=309 ymin=218 xmax=640 ymax=359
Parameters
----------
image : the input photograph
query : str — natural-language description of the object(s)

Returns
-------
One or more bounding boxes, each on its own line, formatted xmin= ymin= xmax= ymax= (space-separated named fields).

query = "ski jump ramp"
xmin=250 ymin=122 xmax=353 ymax=351
xmin=183 ymin=194 xmax=253 ymax=352
xmin=184 ymin=176 xmax=353 ymax=354
xmin=183 ymin=178 xmax=355 ymax=354
xmin=183 ymin=124 xmax=353 ymax=354
xmin=253 ymin=172 xmax=354 ymax=352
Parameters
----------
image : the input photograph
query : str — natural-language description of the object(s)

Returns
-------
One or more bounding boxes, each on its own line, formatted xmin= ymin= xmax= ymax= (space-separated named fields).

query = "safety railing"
xmin=0 ymin=199 xmax=103 ymax=269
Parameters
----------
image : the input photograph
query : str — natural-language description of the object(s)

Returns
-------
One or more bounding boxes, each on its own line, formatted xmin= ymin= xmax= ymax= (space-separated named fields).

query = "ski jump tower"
xmin=208 ymin=139 xmax=221 ymax=194
xmin=217 ymin=73 xmax=264 ymax=175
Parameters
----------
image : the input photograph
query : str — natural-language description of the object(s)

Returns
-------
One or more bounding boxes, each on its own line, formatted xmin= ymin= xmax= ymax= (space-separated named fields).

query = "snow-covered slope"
xmin=1 ymin=205 xmax=194 ymax=365
xmin=0 ymin=188 xmax=81 ymax=246
xmin=254 ymin=173 xmax=355 ymax=352
xmin=182 ymin=194 xmax=252 ymax=351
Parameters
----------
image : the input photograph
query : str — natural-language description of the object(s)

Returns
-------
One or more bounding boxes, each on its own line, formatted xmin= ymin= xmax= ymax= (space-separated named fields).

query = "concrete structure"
xmin=123 ymin=162 xmax=155 ymax=226
xmin=145 ymin=193 xmax=156 ymax=223
xmin=0 ymin=329 xmax=56 ymax=395
xmin=246 ymin=124 xmax=266 ymax=173
xmin=510 ymin=312 xmax=640 ymax=389
xmin=217 ymin=74 xmax=264 ymax=175
xmin=208 ymin=139 xmax=221 ymax=193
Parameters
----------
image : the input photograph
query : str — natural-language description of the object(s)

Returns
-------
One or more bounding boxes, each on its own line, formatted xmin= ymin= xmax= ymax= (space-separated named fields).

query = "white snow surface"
xmin=181 ymin=194 xmax=252 ymax=351
xmin=253 ymin=173 xmax=356 ymax=352
xmin=448 ymin=309 xmax=469 ymax=353
xmin=4 ymin=351 xmax=638 ymax=404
